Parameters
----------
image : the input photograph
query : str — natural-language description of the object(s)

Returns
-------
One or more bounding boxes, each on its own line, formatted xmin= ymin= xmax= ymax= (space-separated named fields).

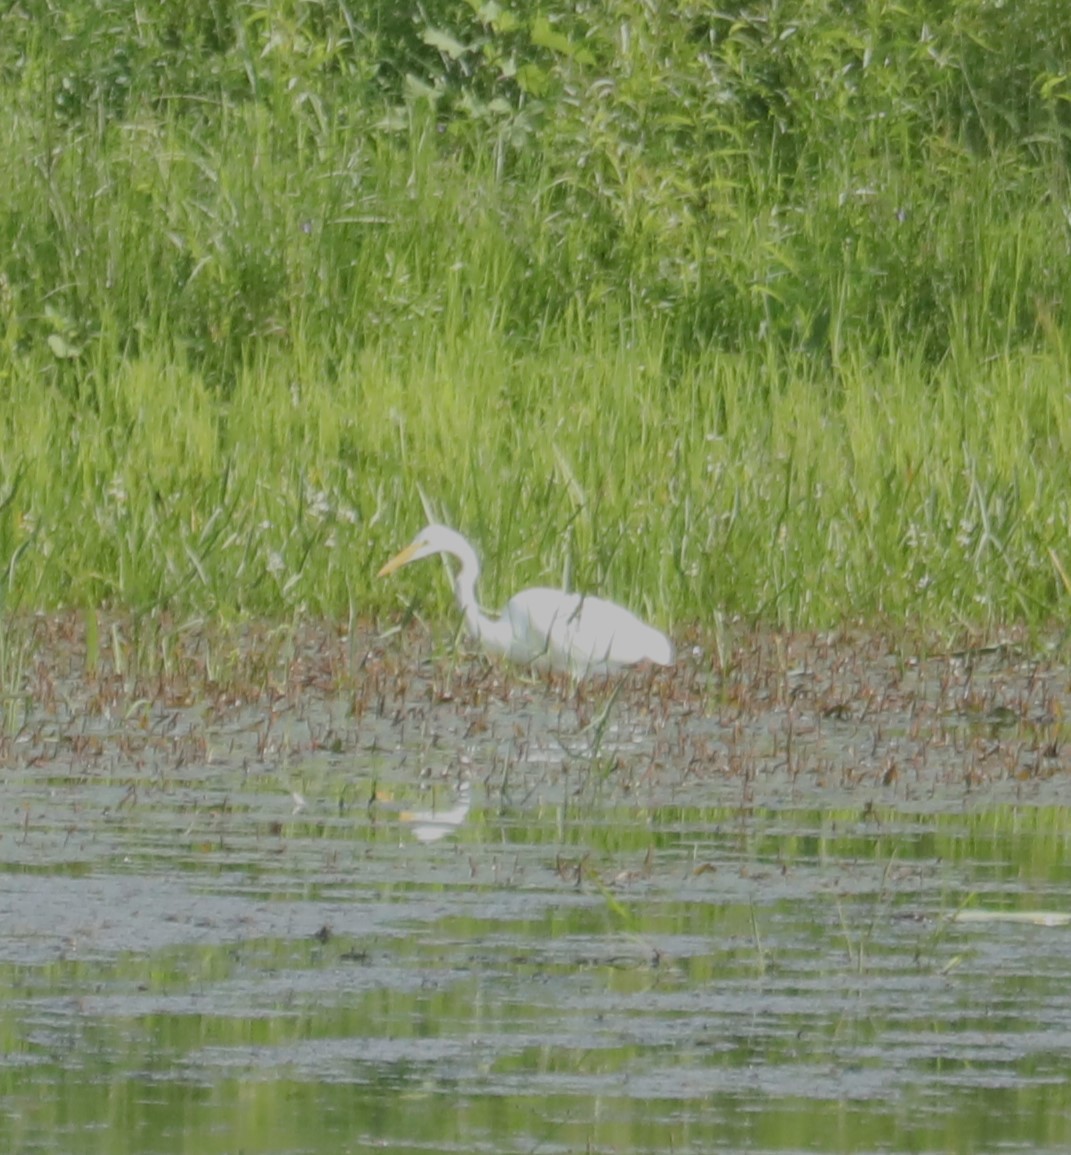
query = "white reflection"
xmin=400 ymin=781 xmax=471 ymax=844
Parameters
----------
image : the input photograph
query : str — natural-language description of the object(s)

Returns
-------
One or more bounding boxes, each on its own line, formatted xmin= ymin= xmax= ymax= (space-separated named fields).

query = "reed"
xmin=1 ymin=1 xmax=1069 ymax=635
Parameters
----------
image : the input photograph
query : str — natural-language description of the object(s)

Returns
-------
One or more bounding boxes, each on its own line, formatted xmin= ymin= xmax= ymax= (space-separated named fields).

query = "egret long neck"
xmin=453 ymin=568 xmax=484 ymax=639
xmin=452 ymin=557 xmax=513 ymax=655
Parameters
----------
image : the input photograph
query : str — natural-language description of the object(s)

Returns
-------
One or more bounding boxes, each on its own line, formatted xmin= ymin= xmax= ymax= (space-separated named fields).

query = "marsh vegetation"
xmin=3 ymin=7 xmax=1071 ymax=1152
xmin=2 ymin=2 xmax=1071 ymax=633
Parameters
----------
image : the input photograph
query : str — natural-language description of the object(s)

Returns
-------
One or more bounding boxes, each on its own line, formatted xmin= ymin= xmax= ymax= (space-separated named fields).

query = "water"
xmin=1 ymin=617 xmax=1070 ymax=1153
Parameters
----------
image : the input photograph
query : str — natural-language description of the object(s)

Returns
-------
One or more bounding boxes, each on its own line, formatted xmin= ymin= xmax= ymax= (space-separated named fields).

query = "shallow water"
xmin=1 ymin=617 xmax=1070 ymax=1153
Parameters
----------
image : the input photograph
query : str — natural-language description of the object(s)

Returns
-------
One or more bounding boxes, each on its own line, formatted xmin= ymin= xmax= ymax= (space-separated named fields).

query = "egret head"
xmin=377 ymin=524 xmax=471 ymax=578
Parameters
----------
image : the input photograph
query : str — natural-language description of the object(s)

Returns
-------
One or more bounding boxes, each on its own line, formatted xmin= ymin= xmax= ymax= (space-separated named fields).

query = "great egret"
xmin=378 ymin=523 xmax=674 ymax=678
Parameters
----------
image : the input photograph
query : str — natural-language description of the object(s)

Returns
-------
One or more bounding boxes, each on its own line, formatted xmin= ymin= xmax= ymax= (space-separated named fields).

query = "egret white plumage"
xmin=378 ymin=523 xmax=674 ymax=678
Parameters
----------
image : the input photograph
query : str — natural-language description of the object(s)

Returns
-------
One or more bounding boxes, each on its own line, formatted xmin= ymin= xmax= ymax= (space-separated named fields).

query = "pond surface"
xmin=1 ymin=616 xmax=1070 ymax=1153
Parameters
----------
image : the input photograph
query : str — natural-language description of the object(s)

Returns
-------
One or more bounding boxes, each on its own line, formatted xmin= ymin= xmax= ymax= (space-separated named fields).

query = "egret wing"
xmin=503 ymin=587 xmax=584 ymax=669
xmin=506 ymin=588 xmax=673 ymax=675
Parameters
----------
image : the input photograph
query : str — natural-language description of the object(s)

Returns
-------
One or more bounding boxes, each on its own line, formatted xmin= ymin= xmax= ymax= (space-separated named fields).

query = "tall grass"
xmin=2 ymin=0 xmax=1071 ymax=635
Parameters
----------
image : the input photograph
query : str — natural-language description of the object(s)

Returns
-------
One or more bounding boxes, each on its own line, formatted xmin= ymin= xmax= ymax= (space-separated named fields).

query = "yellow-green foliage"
xmin=2 ymin=1 xmax=1071 ymax=630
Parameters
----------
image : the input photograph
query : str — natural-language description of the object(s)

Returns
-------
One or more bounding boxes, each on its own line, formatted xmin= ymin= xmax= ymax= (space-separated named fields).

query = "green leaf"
xmin=47 ymin=333 xmax=79 ymax=359
xmin=530 ymin=16 xmax=593 ymax=64
xmin=404 ymin=73 xmax=442 ymax=105
xmin=516 ymin=63 xmax=549 ymax=96
xmin=421 ymin=27 xmax=470 ymax=61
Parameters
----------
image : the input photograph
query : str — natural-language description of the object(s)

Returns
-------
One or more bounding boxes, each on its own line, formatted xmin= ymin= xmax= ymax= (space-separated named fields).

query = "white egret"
xmin=378 ymin=523 xmax=674 ymax=678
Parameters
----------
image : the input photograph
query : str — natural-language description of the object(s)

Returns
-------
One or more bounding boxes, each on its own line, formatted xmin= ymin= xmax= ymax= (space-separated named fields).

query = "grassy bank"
xmin=2 ymin=1 xmax=1071 ymax=636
